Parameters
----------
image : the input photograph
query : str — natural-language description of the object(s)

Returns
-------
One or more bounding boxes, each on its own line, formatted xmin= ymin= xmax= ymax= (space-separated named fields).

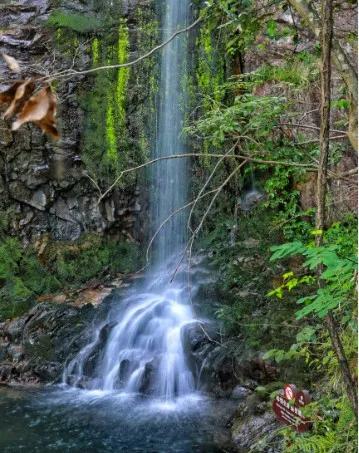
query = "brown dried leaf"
xmin=35 ymin=118 xmax=59 ymax=140
xmin=0 ymin=81 xmax=59 ymax=140
xmin=12 ymin=86 xmax=59 ymax=140
xmin=0 ymin=81 xmax=24 ymax=105
xmin=2 ymin=80 xmax=35 ymax=119
xmin=1 ymin=52 xmax=21 ymax=73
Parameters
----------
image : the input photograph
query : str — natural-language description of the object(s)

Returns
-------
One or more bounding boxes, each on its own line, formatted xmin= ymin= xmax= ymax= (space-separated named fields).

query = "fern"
xmin=287 ymin=433 xmax=336 ymax=453
xmin=284 ymin=397 xmax=357 ymax=453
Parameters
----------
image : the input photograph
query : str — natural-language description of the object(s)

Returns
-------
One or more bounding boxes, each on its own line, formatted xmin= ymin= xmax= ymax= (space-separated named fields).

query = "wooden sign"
xmin=272 ymin=384 xmax=312 ymax=432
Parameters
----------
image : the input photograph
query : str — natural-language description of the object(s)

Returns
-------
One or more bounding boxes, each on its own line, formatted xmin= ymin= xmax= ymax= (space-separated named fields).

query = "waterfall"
xmin=63 ymin=0 xmax=198 ymax=401
xmin=152 ymin=0 xmax=189 ymax=264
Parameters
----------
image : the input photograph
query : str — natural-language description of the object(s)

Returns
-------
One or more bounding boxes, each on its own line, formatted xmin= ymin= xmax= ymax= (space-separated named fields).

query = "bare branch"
xmin=95 ymin=153 xmax=317 ymax=203
xmin=41 ymin=17 xmax=202 ymax=83
xmin=145 ymin=187 xmax=219 ymax=264
xmin=187 ymin=140 xmax=240 ymax=234
xmin=170 ymin=160 xmax=248 ymax=282
xmin=278 ymin=122 xmax=347 ymax=135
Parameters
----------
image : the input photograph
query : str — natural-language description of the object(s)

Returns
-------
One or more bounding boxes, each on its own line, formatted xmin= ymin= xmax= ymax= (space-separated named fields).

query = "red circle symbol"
xmin=284 ymin=384 xmax=298 ymax=401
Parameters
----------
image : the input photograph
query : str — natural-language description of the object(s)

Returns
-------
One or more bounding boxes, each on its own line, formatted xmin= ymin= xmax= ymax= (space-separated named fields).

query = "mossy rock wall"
xmin=0 ymin=0 xmax=159 ymax=244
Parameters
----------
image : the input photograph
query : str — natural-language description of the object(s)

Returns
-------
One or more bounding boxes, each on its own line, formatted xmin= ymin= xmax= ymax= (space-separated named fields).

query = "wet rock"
xmin=139 ymin=357 xmax=159 ymax=394
xmin=118 ymin=359 xmax=131 ymax=384
xmin=30 ymin=189 xmax=47 ymax=210
xmin=0 ymin=301 xmax=97 ymax=385
xmin=7 ymin=344 xmax=24 ymax=361
xmin=0 ymin=0 xmax=145 ymax=245
xmin=0 ymin=341 xmax=9 ymax=361
xmin=231 ymin=411 xmax=280 ymax=452
xmin=181 ymin=321 xmax=218 ymax=381
xmin=6 ymin=316 xmax=28 ymax=341
xmin=0 ymin=363 xmax=15 ymax=382
xmin=231 ymin=385 xmax=252 ymax=401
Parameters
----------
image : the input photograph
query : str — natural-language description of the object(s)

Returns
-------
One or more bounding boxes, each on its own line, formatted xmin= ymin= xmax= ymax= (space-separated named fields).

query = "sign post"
xmin=272 ymin=384 xmax=312 ymax=432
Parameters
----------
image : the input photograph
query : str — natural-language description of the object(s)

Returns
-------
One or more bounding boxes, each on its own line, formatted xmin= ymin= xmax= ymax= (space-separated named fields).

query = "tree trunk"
xmin=315 ymin=0 xmax=358 ymax=418
xmin=288 ymin=0 xmax=358 ymax=151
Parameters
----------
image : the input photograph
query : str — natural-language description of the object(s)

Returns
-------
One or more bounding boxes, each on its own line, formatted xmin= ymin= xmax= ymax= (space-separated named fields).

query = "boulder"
xmin=231 ymin=411 xmax=281 ymax=452
xmin=0 ymin=301 xmax=97 ymax=385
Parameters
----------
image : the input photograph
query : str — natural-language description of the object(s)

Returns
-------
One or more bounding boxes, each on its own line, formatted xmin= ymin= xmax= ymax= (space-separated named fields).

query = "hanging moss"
xmin=196 ymin=25 xmax=225 ymax=109
xmin=191 ymin=24 xmax=226 ymax=166
xmin=116 ymin=20 xmax=130 ymax=125
xmin=92 ymin=38 xmax=100 ymax=66
xmin=51 ymin=2 xmax=159 ymax=188
xmin=105 ymin=101 xmax=117 ymax=163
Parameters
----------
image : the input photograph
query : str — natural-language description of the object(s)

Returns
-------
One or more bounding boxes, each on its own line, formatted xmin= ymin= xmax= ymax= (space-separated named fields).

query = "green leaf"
xmin=310 ymin=229 xmax=323 ymax=236
xmin=270 ymin=241 xmax=305 ymax=261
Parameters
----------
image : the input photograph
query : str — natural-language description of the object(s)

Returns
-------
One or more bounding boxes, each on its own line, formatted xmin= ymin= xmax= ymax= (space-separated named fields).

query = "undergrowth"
xmin=0 ymin=233 xmax=140 ymax=321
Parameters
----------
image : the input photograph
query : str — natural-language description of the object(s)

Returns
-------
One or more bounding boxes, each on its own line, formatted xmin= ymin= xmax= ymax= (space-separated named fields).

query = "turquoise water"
xmin=0 ymin=387 xmax=233 ymax=452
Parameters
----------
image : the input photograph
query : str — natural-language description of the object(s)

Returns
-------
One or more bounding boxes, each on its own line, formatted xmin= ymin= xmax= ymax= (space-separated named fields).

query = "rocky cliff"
xmin=0 ymin=0 xmax=158 ymax=245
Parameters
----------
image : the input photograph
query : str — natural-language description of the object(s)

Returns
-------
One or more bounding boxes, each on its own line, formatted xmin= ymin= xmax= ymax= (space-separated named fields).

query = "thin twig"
xmin=145 ymin=186 xmax=219 ymax=264
xmin=293 ymin=134 xmax=348 ymax=145
xmin=95 ymin=153 xmax=317 ymax=202
xmin=187 ymin=140 xmax=240 ymax=234
xmin=170 ymin=160 xmax=248 ymax=282
xmin=278 ymin=122 xmax=347 ymax=134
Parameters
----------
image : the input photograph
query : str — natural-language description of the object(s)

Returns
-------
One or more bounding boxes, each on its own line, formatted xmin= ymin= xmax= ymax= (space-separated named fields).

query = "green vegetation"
xmin=0 ymin=233 xmax=141 ymax=321
xmin=0 ymin=0 xmax=356 ymax=450
xmin=47 ymin=11 xmax=104 ymax=34
xmin=189 ymin=0 xmax=357 ymax=450
xmin=50 ymin=4 xmax=159 ymax=190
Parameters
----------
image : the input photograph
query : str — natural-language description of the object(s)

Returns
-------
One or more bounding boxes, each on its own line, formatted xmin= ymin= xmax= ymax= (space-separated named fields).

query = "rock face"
xmin=0 ymin=0 xmax=152 ymax=244
xmin=181 ymin=320 xmax=279 ymax=400
xmin=0 ymin=300 xmax=97 ymax=384
xmin=231 ymin=411 xmax=280 ymax=453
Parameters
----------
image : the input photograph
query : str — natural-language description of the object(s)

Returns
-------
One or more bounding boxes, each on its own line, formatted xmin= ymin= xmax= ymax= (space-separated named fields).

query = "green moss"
xmin=92 ymin=38 xmax=100 ymax=66
xmin=192 ymin=24 xmax=226 ymax=167
xmin=196 ymin=26 xmax=225 ymax=106
xmin=116 ymin=21 xmax=130 ymax=125
xmin=47 ymin=11 xmax=103 ymax=34
xmin=53 ymin=5 xmax=158 ymax=188
xmin=0 ymin=234 xmax=142 ymax=321
xmin=0 ymin=237 xmax=61 ymax=320
xmin=105 ymin=100 xmax=118 ymax=163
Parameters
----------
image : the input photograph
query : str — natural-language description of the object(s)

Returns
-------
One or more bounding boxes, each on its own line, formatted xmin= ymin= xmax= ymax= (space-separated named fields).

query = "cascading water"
xmin=152 ymin=0 xmax=189 ymax=264
xmin=63 ymin=0 xmax=198 ymax=401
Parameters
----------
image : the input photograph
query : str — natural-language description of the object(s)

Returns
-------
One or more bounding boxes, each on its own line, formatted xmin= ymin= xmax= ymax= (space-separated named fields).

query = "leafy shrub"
xmin=282 ymin=397 xmax=357 ymax=453
xmin=269 ymin=219 xmax=358 ymax=320
xmin=52 ymin=238 xmax=140 ymax=284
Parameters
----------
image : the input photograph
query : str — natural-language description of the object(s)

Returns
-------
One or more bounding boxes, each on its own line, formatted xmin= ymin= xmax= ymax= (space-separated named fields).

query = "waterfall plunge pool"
xmin=0 ymin=386 xmax=235 ymax=452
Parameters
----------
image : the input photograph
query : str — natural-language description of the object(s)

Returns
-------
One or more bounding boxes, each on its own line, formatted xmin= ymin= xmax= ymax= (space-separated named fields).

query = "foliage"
xmin=51 ymin=237 xmax=140 ymax=284
xmin=47 ymin=11 xmax=104 ymax=34
xmin=264 ymin=218 xmax=357 ymax=448
xmin=186 ymin=71 xmax=319 ymax=240
xmin=199 ymin=208 xmax=301 ymax=353
xmin=0 ymin=238 xmax=60 ymax=319
xmin=269 ymin=220 xmax=357 ymax=319
xmin=191 ymin=1 xmax=357 ymax=451
xmin=282 ymin=397 xmax=357 ymax=452
xmin=0 ymin=235 xmax=141 ymax=321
